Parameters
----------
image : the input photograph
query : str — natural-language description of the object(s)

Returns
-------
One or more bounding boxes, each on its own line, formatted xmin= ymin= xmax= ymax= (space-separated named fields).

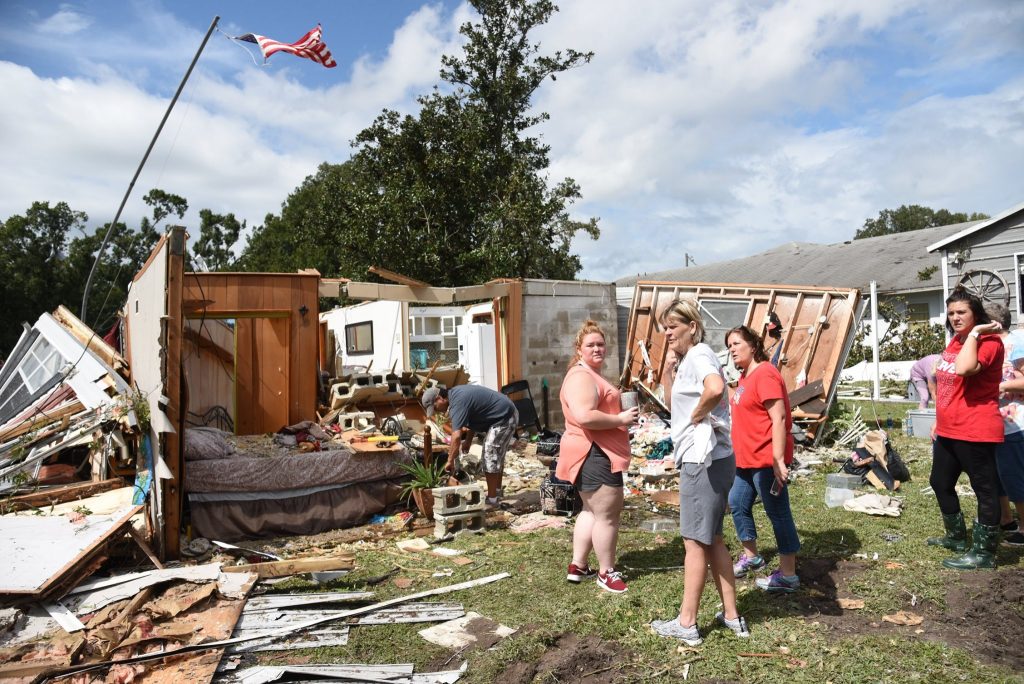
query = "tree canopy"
xmin=0 ymin=190 xmax=187 ymax=355
xmin=854 ymin=205 xmax=989 ymax=240
xmin=236 ymin=0 xmax=599 ymax=285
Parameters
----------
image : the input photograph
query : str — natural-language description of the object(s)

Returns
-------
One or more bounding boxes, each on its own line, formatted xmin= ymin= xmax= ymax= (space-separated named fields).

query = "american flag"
xmin=237 ymin=24 xmax=337 ymax=68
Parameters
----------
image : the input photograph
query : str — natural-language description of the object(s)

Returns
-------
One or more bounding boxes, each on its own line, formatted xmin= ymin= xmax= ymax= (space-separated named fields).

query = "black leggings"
xmin=930 ymin=436 xmax=1000 ymax=526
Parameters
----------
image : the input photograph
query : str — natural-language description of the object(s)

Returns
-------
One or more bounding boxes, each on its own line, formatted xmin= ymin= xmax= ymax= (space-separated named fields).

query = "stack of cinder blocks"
xmin=432 ymin=484 xmax=486 ymax=539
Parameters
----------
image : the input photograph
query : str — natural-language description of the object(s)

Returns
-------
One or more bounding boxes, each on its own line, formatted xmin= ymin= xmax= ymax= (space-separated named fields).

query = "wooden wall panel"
xmin=625 ymin=281 xmax=861 ymax=441
xmin=183 ymin=273 xmax=319 ymax=433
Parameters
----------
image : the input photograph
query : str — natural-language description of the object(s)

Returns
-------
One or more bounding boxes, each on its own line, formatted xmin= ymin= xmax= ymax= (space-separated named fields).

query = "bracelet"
xmin=969 ymin=330 xmax=980 ymax=339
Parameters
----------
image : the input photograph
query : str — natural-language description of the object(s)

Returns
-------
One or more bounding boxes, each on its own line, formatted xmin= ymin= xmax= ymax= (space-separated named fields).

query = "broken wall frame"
xmin=624 ymin=281 xmax=861 ymax=442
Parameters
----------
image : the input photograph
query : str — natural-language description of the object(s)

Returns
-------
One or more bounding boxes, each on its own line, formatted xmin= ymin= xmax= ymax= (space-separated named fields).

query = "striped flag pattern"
xmin=237 ymin=24 xmax=337 ymax=68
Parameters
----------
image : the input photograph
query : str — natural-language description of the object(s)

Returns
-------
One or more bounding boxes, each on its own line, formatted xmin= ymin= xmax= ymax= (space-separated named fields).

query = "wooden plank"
xmin=163 ymin=226 xmax=185 ymax=561
xmin=0 ymin=505 xmax=142 ymax=598
xmin=0 ymin=478 xmax=123 ymax=513
xmin=788 ymin=379 xmax=825 ymax=407
xmin=52 ymin=306 xmax=128 ymax=374
xmin=221 ymin=556 xmax=355 ymax=579
xmin=369 ymin=266 xmax=431 ymax=287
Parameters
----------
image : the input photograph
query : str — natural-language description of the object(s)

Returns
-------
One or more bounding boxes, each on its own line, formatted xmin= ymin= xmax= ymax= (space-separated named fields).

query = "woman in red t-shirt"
xmin=928 ymin=288 xmax=1004 ymax=569
xmin=725 ymin=325 xmax=800 ymax=593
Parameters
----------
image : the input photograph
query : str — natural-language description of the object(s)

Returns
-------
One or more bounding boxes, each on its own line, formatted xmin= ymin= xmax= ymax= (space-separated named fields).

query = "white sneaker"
xmin=715 ymin=611 xmax=751 ymax=638
xmin=650 ymin=618 xmax=702 ymax=645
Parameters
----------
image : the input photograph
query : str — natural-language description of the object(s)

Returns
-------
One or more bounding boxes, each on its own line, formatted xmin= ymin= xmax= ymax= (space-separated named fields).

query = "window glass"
xmin=345 ymin=322 xmax=374 ymax=354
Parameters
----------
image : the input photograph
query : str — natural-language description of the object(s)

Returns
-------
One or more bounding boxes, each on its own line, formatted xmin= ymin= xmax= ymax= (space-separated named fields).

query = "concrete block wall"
xmin=520 ymin=280 xmax=620 ymax=431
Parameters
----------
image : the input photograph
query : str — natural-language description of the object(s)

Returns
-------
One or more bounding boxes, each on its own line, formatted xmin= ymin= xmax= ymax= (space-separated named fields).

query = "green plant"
xmin=398 ymin=459 xmax=448 ymax=499
xmin=917 ymin=265 xmax=938 ymax=281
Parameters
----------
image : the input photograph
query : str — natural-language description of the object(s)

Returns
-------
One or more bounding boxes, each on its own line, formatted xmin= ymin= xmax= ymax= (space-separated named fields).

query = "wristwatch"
xmin=969 ymin=330 xmax=981 ymax=339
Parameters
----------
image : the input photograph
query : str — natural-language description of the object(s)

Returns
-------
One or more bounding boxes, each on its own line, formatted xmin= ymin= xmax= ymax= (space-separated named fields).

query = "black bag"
xmin=537 ymin=429 xmax=562 ymax=456
xmin=884 ymin=443 xmax=911 ymax=483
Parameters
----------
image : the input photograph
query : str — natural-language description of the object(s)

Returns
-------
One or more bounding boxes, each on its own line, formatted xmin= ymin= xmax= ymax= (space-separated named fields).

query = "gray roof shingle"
xmin=615 ymin=221 xmax=982 ymax=293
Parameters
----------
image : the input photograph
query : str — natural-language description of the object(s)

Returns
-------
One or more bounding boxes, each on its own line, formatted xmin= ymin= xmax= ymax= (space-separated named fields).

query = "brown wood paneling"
xmin=182 ymin=273 xmax=319 ymax=433
xmin=625 ymin=281 xmax=861 ymax=442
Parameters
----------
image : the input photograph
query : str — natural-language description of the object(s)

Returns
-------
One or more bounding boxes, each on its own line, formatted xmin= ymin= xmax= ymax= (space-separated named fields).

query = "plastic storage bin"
xmin=825 ymin=472 xmax=862 ymax=508
xmin=906 ymin=408 xmax=936 ymax=439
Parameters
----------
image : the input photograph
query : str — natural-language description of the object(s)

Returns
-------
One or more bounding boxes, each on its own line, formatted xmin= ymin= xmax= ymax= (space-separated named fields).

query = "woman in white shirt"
xmin=650 ymin=298 xmax=749 ymax=646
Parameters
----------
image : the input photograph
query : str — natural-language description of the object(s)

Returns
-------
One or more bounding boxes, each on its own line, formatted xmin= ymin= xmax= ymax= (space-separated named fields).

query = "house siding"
xmin=941 ymin=217 xmax=1024 ymax=323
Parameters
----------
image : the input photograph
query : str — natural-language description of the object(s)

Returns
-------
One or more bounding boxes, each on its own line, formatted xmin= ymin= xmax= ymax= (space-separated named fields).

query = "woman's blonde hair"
xmin=657 ymin=298 xmax=705 ymax=344
xmin=569 ymin=319 xmax=606 ymax=369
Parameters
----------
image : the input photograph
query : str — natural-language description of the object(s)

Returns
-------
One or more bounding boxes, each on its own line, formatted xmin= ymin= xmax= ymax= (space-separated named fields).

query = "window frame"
xmin=344 ymin=321 xmax=374 ymax=355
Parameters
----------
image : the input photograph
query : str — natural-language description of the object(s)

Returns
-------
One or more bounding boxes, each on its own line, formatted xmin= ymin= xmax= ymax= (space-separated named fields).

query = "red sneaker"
xmin=597 ymin=569 xmax=628 ymax=593
xmin=566 ymin=563 xmax=597 ymax=583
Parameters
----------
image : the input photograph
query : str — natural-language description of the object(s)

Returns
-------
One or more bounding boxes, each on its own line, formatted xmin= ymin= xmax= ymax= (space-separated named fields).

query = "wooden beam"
xmin=0 ymin=479 xmax=123 ymax=513
xmin=162 ymin=226 xmax=185 ymax=561
xmin=343 ymin=281 xmax=513 ymax=304
xmin=0 ymin=399 xmax=85 ymax=442
xmin=318 ymin=277 xmax=350 ymax=298
xmin=222 ymin=555 xmax=355 ymax=579
xmin=368 ymin=266 xmax=431 ymax=287
xmin=52 ymin=306 xmax=128 ymax=374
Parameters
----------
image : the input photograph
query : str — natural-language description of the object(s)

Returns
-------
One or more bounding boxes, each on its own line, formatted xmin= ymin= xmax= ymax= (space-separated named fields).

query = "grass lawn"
xmin=250 ymin=417 xmax=1024 ymax=683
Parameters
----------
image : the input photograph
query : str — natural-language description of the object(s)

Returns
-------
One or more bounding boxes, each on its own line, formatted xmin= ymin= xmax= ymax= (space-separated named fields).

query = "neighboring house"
xmin=927 ymin=201 xmax=1024 ymax=321
xmin=614 ymin=220 xmax=988 ymax=356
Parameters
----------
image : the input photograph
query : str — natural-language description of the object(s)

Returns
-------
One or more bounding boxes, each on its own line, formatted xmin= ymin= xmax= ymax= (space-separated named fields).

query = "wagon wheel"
xmin=956 ymin=269 xmax=1010 ymax=307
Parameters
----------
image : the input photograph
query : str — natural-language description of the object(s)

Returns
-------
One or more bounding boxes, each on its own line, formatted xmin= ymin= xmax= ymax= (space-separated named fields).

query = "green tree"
xmin=854 ymin=205 xmax=989 ymax=240
xmin=64 ymin=189 xmax=187 ymax=332
xmin=0 ymin=201 xmax=87 ymax=353
xmin=193 ymin=209 xmax=243 ymax=271
xmin=237 ymin=0 xmax=599 ymax=284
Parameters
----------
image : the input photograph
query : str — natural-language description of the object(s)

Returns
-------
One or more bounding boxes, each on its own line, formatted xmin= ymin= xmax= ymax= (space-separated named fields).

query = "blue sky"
xmin=0 ymin=0 xmax=1022 ymax=282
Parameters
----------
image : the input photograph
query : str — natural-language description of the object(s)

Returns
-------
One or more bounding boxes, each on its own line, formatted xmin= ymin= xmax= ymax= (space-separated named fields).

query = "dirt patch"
xmin=798 ymin=560 xmax=1024 ymax=670
xmin=933 ymin=567 xmax=1024 ymax=669
xmin=497 ymin=633 xmax=642 ymax=684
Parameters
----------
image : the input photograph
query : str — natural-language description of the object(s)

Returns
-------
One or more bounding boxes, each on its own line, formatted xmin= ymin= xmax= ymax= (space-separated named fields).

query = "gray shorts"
xmin=678 ymin=454 xmax=736 ymax=545
xmin=482 ymin=411 xmax=518 ymax=474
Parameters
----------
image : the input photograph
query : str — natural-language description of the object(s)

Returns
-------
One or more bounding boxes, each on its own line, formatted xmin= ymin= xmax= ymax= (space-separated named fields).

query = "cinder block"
xmin=337 ymin=411 xmax=376 ymax=431
xmin=433 ymin=511 xmax=485 ymax=538
xmin=432 ymin=484 xmax=485 ymax=515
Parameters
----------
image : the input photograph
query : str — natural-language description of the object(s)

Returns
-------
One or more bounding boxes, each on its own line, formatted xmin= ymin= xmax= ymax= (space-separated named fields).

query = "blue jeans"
xmin=729 ymin=466 xmax=801 ymax=555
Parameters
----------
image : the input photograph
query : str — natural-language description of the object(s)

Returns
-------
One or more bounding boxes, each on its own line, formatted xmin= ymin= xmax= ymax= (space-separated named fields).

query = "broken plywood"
xmin=0 ymin=505 xmax=143 ymax=599
xmin=624 ymin=281 xmax=861 ymax=441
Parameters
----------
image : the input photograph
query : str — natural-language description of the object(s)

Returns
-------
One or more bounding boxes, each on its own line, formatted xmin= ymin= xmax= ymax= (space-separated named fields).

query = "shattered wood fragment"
xmin=243 ymin=591 xmax=375 ymax=611
xmin=45 ymin=573 xmax=509 ymax=680
xmin=221 ymin=555 xmax=354 ymax=579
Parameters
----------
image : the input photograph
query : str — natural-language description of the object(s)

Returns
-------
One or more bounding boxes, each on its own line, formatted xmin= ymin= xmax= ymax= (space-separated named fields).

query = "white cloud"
xmin=35 ymin=5 xmax=92 ymax=35
xmin=2 ymin=0 xmax=1023 ymax=287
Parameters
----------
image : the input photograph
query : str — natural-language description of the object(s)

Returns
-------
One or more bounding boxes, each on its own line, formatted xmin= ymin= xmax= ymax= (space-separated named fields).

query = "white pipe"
xmin=871 ymin=280 xmax=880 ymax=400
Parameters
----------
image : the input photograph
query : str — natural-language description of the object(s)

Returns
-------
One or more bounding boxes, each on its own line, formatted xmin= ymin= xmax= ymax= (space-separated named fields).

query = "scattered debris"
xmin=882 ymin=610 xmax=924 ymax=626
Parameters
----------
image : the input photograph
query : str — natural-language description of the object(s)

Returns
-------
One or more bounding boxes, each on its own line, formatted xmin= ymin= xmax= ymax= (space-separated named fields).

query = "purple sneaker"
xmin=755 ymin=569 xmax=800 ymax=593
xmin=732 ymin=554 xmax=766 ymax=578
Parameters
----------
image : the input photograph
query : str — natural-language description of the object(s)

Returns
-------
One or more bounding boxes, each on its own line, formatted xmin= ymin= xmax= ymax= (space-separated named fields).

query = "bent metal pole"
xmin=80 ymin=15 xmax=220 ymax=325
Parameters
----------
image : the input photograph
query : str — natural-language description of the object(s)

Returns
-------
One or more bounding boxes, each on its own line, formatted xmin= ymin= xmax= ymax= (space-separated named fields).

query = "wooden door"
xmin=235 ymin=317 xmax=290 ymax=434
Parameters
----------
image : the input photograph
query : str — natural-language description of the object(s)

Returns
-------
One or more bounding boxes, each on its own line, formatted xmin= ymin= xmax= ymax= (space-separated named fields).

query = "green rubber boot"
xmin=942 ymin=522 xmax=999 ymax=570
xmin=926 ymin=512 xmax=969 ymax=552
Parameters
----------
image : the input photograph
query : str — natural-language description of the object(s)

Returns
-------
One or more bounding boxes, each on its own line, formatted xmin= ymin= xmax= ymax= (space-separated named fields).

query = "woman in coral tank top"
xmin=557 ymin=320 xmax=637 ymax=593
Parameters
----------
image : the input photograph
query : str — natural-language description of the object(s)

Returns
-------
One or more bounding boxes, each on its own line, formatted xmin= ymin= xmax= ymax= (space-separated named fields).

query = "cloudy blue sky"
xmin=0 ymin=1 xmax=1022 ymax=282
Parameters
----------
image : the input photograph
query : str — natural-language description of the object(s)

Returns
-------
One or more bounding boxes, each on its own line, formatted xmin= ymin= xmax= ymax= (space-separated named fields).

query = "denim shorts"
xmin=996 ymin=430 xmax=1024 ymax=502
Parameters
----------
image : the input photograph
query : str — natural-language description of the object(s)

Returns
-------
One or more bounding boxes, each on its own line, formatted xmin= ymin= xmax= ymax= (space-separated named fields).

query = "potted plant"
xmin=399 ymin=458 xmax=448 ymax=520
